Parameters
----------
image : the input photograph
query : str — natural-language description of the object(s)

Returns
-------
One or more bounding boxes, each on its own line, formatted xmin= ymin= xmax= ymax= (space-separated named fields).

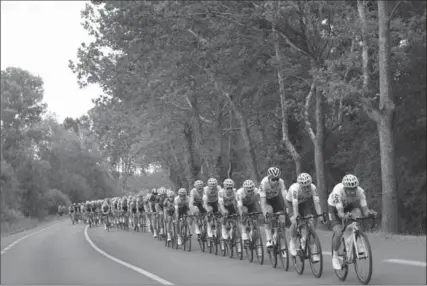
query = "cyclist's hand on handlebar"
xmin=368 ymin=210 xmax=377 ymax=218
xmin=343 ymin=212 xmax=352 ymax=220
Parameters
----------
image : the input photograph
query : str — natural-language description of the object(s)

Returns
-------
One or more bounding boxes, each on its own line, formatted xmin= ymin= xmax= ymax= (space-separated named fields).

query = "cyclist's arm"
xmin=218 ymin=191 xmax=227 ymax=215
xmin=202 ymin=193 xmax=210 ymax=212
xmin=174 ymin=197 xmax=180 ymax=218
xmin=358 ymin=188 xmax=370 ymax=217
xmin=258 ymin=186 xmax=268 ymax=216
xmin=311 ymin=185 xmax=322 ymax=215
xmin=236 ymin=192 xmax=244 ymax=216
xmin=188 ymin=190 xmax=195 ymax=209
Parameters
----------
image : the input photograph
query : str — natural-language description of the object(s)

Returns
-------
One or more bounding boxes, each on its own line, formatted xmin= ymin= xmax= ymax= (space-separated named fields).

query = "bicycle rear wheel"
xmin=354 ymin=232 xmax=373 ymax=285
xmin=308 ymin=230 xmax=323 ymax=278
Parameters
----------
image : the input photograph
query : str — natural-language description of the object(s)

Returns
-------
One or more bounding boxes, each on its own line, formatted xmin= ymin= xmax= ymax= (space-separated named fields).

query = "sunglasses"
xmin=226 ymin=187 xmax=233 ymax=190
xmin=270 ymin=177 xmax=279 ymax=182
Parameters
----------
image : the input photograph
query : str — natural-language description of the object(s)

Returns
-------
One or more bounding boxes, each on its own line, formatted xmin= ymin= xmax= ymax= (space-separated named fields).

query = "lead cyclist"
xmin=258 ymin=167 xmax=289 ymax=248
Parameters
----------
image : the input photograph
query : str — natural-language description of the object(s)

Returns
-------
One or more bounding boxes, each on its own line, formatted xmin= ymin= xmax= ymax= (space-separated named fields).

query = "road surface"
xmin=2 ymin=220 xmax=426 ymax=285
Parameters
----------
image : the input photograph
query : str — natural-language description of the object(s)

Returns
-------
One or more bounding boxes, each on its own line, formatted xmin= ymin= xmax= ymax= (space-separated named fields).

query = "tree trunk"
xmin=273 ymin=21 xmax=302 ymax=176
xmin=378 ymin=0 xmax=399 ymax=233
xmin=228 ymin=100 xmax=260 ymax=184
xmin=183 ymin=121 xmax=197 ymax=189
xmin=304 ymin=80 xmax=328 ymax=221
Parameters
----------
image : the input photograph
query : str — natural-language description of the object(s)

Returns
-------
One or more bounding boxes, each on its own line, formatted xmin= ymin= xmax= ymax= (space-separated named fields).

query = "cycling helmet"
xmin=243 ymin=179 xmax=255 ymax=190
xmin=267 ymin=167 xmax=280 ymax=178
xmin=342 ymin=174 xmax=359 ymax=188
xmin=152 ymin=188 xmax=158 ymax=195
xmin=178 ymin=188 xmax=187 ymax=196
xmin=297 ymin=173 xmax=312 ymax=187
xmin=223 ymin=178 xmax=234 ymax=188
xmin=194 ymin=180 xmax=204 ymax=189
xmin=207 ymin=178 xmax=218 ymax=188
xmin=159 ymin=187 xmax=166 ymax=195
xmin=167 ymin=190 xmax=175 ymax=198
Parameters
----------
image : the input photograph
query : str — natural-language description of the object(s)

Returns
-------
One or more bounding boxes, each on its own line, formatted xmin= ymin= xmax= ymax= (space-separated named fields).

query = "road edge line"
xmin=383 ymin=259 xmax=426 ymax=267
xmin=1 ymin=222 xmax=59 ymax=255
xmin=84 ymin=225 xmax=174 ymax=285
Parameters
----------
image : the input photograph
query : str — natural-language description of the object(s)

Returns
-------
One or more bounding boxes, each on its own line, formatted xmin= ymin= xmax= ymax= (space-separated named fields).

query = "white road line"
xmin=84 ymin=225 xmax=174 ymax=285
xmin=1 ymin=223 xmax=59 ymax=255
xmin=383 ymin=259 xmax=426 ymax=268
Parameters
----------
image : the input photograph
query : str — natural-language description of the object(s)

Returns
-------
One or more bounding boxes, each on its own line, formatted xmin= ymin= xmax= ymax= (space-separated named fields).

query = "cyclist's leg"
xmin=205 ymin=203 xmax=214 ymax=238
xmin=329 ymin=204 xmax=344 ymax=269
xmin=176 ymin=208 xmax=183 ymax=244
xmin=194 ymin=204 xmax=205 ymax=235
xmin=264 ymin=196 xmax=282 ymax=247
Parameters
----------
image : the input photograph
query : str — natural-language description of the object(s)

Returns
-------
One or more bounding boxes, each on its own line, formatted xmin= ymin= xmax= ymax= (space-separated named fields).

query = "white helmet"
xmin=223 ymin=178 xmax=234 ymax=188
xmin=178 ymin=188 xmax=187 ymax=196
xmin=342 ymin=174 xmax=359 ymax=188
xmin=167 ymin=190 xmax=175 ymax=197
xmin=207 ymin=178 xmax=217 ymax=188
xmin=243 ymin=179 xmax=255 ymax=190
xmin=297 ymin=173 xmax=312 ymax=187
xmin=194 ymin=180 xmax=204 ymax=189
xmin=267 ymin=167 xmax=280 ymax=178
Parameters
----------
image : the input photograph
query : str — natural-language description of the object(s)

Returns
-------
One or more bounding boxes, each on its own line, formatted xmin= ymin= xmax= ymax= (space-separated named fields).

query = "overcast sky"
xmin=1 ymin=1 xmax=102 ymax=121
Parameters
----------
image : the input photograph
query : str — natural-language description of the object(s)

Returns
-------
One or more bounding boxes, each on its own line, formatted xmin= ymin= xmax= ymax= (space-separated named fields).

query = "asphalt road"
xmin=2 ymin=220 xmax=426 ymax=285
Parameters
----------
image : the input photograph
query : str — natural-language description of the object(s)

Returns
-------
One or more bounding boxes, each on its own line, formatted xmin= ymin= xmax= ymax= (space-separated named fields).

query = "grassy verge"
xmin=1 ymin=214 xmax=67 ymax=238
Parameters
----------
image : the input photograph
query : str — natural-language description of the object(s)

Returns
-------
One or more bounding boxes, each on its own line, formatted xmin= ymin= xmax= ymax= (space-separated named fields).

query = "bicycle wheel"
xmin=198 ymin=221 xmax=206 ymax=252
xmin=214 ymin=225 xmax=220 ymax=256
xmin=277 ymin=230 xmax=289 ymax=271
xmin=253 ymin=227 xmax=264 ymax=265
xmin=268 ymin=232 xmax=277 ymax=268
xmin=186 ymin=223 xmax=192 ymax=252
xmin=228 ymin=225 xmax=235 ymax=259
xmin=308 ymin=230 xmax=323 ymax=278
xmin=182 ymin=223 xmax=187 ymax=251
xmin=221 ymin=239 xmax=228 ymax=256
xmin=234 ymin=227 xmax=243 ymax=260
xmin=332 ymin=233 xmax=348 ymax=281
xmin=293 ymin=234 xmax=305 ymax=275
xmin=354 ymin=232 xmax=373 ymax=285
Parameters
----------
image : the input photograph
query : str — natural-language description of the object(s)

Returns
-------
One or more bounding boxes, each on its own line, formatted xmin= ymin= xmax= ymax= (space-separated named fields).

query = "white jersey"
xmin=327 ymin=183 xmax=367 ymax=209
xmin=189 ymin=187 xmax=204 ymax=204
xmin=218 ymin=188 xmax=236 ymax=206
xmin=203 ymin=185 xmax=221 ymax=203
xmin=258 ymin=176 xmax=287 ymax=200
xmin=286 ymin=183 xmax=319 ymax=204
xmin=236 ymin=187 xmax=259 ymax=207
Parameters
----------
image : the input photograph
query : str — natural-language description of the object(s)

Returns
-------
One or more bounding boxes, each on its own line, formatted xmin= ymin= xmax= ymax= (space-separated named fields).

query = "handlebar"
xmin=296 ymin=213 xmax=327 ymax=224
xmin=342 ymin=214 xmax=376 ymax=230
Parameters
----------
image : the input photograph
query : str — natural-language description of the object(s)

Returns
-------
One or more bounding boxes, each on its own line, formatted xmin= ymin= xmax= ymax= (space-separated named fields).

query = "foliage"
xmin=67 ymin=1 xmax=427 ymax=234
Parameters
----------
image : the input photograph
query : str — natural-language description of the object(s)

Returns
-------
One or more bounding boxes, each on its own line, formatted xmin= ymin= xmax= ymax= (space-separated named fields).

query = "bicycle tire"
xmin=308 ymin=230 xmax=323 ymax=278
xmin=198 ymin=221 xmax=206 ymax=252
xmin=277 ymin=230 xmax=289 ymax=271
xmin=234 ymin=227 xmax=244 ymax=260
xmin=293 ymin=233 xmax=305 ymax=275
xmin=332 ymin=233 xmax=348 ymax=281
xmin=253 ymin=228 xmax=264 ymax=265
xmin=354 ymin=232 xmax=373 ymax=285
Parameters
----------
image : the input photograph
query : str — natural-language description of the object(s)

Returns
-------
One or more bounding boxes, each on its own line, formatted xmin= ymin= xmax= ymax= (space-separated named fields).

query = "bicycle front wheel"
xmin=332 ymin=233 xmax=348 ymax=281
xmin=354 ymin=232 xmax=373 ymax=285
xmin=277 ymin=230 xmax=289 ymax=271
xmin=253 ymin=227 xmax=264 ymax=265
xmin=308 ymin=230 xmax=323 ymax=278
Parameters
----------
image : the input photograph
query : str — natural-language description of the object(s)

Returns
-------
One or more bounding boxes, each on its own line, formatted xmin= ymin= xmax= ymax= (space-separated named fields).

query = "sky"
xmin=1 ymin=1 xmax=102 ymax=122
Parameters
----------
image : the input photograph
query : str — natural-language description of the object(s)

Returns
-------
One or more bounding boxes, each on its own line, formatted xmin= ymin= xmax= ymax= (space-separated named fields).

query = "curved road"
xmin=2 ymin=220 xmax=426 ymax=285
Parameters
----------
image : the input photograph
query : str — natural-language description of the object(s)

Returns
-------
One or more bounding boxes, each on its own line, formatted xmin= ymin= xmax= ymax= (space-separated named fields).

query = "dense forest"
xmin=1 ymin=1 xmax=425 ymax=235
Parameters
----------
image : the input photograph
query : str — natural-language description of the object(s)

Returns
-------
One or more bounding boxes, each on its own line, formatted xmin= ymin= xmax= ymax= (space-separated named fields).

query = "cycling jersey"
xmin=236 ymin=187 xmax=259 ymax=213
xmin=174 ymin=195 xmax=190 ymax=209
xmin=286 ymin=183 xmax=319 ymax=205
xmin=258 ymin=176 xmax=287 ymax=200
xmin=327 ymin=183 xmax=367 ymax=209
xmin=218 ymin=188 xmax=236 ymax=206
xmin=189 ymin=187 xmax=204 ymax=204
xmin=164 ymin=198 xmax=175 ymax=216
xmin=203 ymin=185 xmax=221 ymax=203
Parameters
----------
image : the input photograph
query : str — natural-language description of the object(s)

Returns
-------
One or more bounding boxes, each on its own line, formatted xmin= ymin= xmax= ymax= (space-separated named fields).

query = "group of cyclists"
xmin=69 ymin=166 xmax=377 ymax=274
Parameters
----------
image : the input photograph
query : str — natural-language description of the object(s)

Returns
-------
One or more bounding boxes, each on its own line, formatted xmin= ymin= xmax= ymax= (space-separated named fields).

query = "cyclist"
xmin=69 ymin=203 xmax=76 ymax=223
xmin=129 ymin=195 xmax=138 ymax=230
xmin=259 ymin=167 xmax=288 ymax=248
xmin=328 ymin=174 xmax=376 ymax=270
xmin=148 ymin=189 xmax=158 ymax=237
xmin=189 ymin=180 xmax=205 ymax=236
xmin=136 ymin=192 xmax=145 ymax=229
xmin=155 ymin=187 xmax=167 ymax=237
xmin=101 ymin=199 xmax=111 ymax=230
xmin=164 ymin=189 xmax=176 ymax=242
xmin=203 ymin=178 xmax=222 ymax=239
xmin=174 ymin=188 xmax=192 ymax=245
xmin=236 ymin=179 xmax=260 ymax=241
xmin=286 ymin=173 xmax=324 ymax=261
xmin=85 ymin=201 xmax=92 ymax=225
xmin=218 ymin=178 xmax=237 ymax=240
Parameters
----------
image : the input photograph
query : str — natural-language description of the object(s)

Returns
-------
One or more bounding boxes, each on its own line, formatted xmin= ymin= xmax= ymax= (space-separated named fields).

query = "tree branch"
xmin=304 ymin=81 xmax=317 ymax=143
xmin=389 ymin=1 xmax=402 ymax=23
